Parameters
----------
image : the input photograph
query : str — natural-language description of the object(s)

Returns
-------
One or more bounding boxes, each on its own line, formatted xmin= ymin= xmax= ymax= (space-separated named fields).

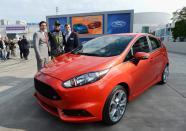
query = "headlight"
xmin=62 ymin=69 xmax=109 ymax=88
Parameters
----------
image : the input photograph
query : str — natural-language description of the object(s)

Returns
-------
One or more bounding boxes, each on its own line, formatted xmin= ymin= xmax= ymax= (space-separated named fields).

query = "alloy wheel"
xmin=109 ymin=89 xmax=127 ymax=122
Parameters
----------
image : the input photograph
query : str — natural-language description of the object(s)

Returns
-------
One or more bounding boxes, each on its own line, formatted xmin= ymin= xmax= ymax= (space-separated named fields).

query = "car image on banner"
xmin=71 ymin=15 xmax=103 ymax=35
xmin=107 ymin=13 xmax=131 ymax=34
xmin=73 ymin=23 xmax=89 ymax=34
xmin=88 ymin=21 xmax=102 ymax=29
xmin=48 ymin=17 xmax=67 ymax=32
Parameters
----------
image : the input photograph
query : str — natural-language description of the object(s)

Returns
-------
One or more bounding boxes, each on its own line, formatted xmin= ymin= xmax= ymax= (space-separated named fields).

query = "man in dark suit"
xmin=18 ymin=37 xmax=24 ymax=59
xmin=21 ymin=35 xmax=30 ymax=60
xmin=64 ymin=24 xmax=80 ymax=53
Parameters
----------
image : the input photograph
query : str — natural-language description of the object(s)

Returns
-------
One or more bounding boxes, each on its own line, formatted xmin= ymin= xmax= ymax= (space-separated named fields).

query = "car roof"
xmin=100 ymin=33 xmax=157 ymax=39
xmin=111 ymin=33 xmax=149 ymax=37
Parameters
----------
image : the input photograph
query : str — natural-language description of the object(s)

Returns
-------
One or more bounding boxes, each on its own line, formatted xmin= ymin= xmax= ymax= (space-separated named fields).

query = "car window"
xmin=124 ymin=49 xmax=133 ymax=62
xmin=133 ymin=36 xmax=150 ymax=55
xmin=149 ymin=36 xmax=161 ymax=50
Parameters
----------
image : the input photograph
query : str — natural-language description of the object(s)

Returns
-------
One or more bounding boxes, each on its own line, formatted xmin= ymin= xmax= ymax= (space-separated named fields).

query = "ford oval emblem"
xmin=111 ymin=21 xmax=126 ymax=28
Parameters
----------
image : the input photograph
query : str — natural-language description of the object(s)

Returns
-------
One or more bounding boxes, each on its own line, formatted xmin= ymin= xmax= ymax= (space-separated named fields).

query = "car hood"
xmin=40 ymin=53 xmax=119 ymax=81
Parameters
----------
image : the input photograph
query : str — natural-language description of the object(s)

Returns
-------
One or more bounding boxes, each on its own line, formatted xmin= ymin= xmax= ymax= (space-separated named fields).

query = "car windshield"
xmin=72 ymin=35 xmax=134 ymax=57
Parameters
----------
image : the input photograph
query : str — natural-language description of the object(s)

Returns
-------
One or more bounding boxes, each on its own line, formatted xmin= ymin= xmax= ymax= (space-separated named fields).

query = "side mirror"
xmin=134 ymin=52 xmax=150 ymax=60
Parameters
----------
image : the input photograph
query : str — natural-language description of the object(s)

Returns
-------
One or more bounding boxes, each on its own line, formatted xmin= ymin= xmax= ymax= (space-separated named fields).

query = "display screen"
xmin=71 ymin=15 xmax=103 ymax=35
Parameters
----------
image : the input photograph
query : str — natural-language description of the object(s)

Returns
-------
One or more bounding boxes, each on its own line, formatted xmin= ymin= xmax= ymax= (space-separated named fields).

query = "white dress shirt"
xmin=65 ymin=31 xmax=72 ymax=42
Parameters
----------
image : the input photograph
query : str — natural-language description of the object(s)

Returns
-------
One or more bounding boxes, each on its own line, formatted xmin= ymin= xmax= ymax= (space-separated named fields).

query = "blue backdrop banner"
xmin=107 ymin=13 xmax=131 ymax=34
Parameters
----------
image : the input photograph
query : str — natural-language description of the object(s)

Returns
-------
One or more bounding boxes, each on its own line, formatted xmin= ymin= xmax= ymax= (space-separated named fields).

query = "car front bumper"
xmin=34 ymin=72 xmax=107 ymax=122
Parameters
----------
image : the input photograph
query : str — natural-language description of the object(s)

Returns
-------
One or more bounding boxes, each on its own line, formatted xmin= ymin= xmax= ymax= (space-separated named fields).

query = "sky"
xmin=0 ymin=0 xmax=185 ymax=23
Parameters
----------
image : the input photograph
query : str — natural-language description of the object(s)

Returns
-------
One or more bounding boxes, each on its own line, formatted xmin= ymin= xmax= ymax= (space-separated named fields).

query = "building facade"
xmin=0 ymin=12 xmax=173 ymax=41
xmin=0 ymin=19 xmax=39 ymax=41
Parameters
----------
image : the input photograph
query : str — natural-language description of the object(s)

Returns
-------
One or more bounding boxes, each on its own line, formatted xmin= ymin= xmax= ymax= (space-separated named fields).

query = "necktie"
xmin=44 ymin=32 xmax=49 ymax=46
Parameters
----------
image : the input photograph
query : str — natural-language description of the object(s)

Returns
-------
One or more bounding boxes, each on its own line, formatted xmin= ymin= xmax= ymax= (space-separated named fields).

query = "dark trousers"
xmin=0 ymin=50 xmax=2 ymax=59
xmin=23 ymin=49 xmax=29 ymax=60
xmin=20 ymin=49 xmax=23 ymax=59
xmin=7 ymin=52 xmax=10 ymax=59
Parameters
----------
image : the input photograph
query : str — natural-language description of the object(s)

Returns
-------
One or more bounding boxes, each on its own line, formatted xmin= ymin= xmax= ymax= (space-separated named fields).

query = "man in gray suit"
xmin=33 ymin=21 xmax=49 ymax=71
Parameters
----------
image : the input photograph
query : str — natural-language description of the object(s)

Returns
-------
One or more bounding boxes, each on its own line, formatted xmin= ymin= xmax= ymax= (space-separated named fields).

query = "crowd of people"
xmin=0 ymin=37 xmax=16 ymax=61
xmin=0 ymin=35 xmax=30 ymax=61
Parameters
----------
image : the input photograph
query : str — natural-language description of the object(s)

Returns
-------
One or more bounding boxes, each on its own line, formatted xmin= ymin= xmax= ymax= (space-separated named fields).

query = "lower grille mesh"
xmin=34 ymin=78 xmax=61 ymax=100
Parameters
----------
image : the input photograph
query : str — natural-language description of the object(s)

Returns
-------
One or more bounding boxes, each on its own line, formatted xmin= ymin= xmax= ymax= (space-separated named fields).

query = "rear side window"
xmin=133 ymin=36 xmax=150 ymax=55
xmin=149 ymin=36 xmax=161 ymax=50
xmin=124 ymin=49 xmax=133 ymax=62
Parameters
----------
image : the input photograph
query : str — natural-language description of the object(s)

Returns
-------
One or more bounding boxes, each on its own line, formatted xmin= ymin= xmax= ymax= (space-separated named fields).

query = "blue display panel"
xmin=48 ymin=17 xmax=67 ymax=32
xmin=107 ymin=13 xmax=131 ymax=34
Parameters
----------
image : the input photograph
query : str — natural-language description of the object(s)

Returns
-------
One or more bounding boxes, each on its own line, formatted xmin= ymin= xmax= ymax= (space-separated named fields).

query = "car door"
xmin=148 ymin=36 xmax=164 ymax=79
xmin=123 ymin=36 xmax=154 ymax=97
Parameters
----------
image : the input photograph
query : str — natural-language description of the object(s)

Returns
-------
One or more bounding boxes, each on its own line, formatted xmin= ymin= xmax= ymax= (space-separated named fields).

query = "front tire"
xmin=160 ymin=65 xmax=169 ymax=84
xmin=103 ymin=85 xmax=127 ymax=125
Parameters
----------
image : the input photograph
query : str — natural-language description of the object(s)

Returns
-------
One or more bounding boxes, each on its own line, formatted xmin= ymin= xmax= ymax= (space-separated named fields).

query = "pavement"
xmin=0 ymin=49 xmax=186 ymax=131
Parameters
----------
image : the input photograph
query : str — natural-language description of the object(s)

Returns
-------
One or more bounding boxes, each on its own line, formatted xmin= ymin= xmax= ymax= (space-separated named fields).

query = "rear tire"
xmin=159 ymin=65 xmax=169 ymax=84
xmin=102 ymin=85 xmax=127 ymax=125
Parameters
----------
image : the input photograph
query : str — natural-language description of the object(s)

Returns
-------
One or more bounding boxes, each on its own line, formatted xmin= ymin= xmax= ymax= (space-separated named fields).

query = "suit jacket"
xmin=18 ymin=40 xmax=24 ymax=50
xmin=64 ymin=32 xmax=80 ymax=53
xmin=48 ymin=30 xmax=65 ymax=50
xmin=33 ymin=31 xmax=49 ymax=60
xmin=21 ymin=39 xmax=29 ymax=50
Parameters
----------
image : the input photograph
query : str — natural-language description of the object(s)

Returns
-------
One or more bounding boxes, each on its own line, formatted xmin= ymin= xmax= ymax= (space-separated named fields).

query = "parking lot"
xmin=0 ymin=49 xmax=186 ymax=131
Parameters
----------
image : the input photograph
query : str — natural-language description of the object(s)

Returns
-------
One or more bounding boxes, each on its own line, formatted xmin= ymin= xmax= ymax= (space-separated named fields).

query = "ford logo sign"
xmin=111 ymin=21 xmax=126 ymax=28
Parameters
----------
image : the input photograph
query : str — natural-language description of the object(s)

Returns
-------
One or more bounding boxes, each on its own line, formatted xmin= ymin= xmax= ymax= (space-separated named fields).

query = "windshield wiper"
xmin=77 ymin=52 xmax=102 ymax=56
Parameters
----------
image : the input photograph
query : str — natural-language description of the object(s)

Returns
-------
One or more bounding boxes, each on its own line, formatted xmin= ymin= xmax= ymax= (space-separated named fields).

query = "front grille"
xmin=34 ymin=78 xmax=61 ymax=100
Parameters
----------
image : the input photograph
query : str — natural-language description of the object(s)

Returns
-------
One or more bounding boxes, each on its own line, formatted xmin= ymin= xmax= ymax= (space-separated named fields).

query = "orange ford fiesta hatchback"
xmin=34 ymin=33 xmax=169 ymax=125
